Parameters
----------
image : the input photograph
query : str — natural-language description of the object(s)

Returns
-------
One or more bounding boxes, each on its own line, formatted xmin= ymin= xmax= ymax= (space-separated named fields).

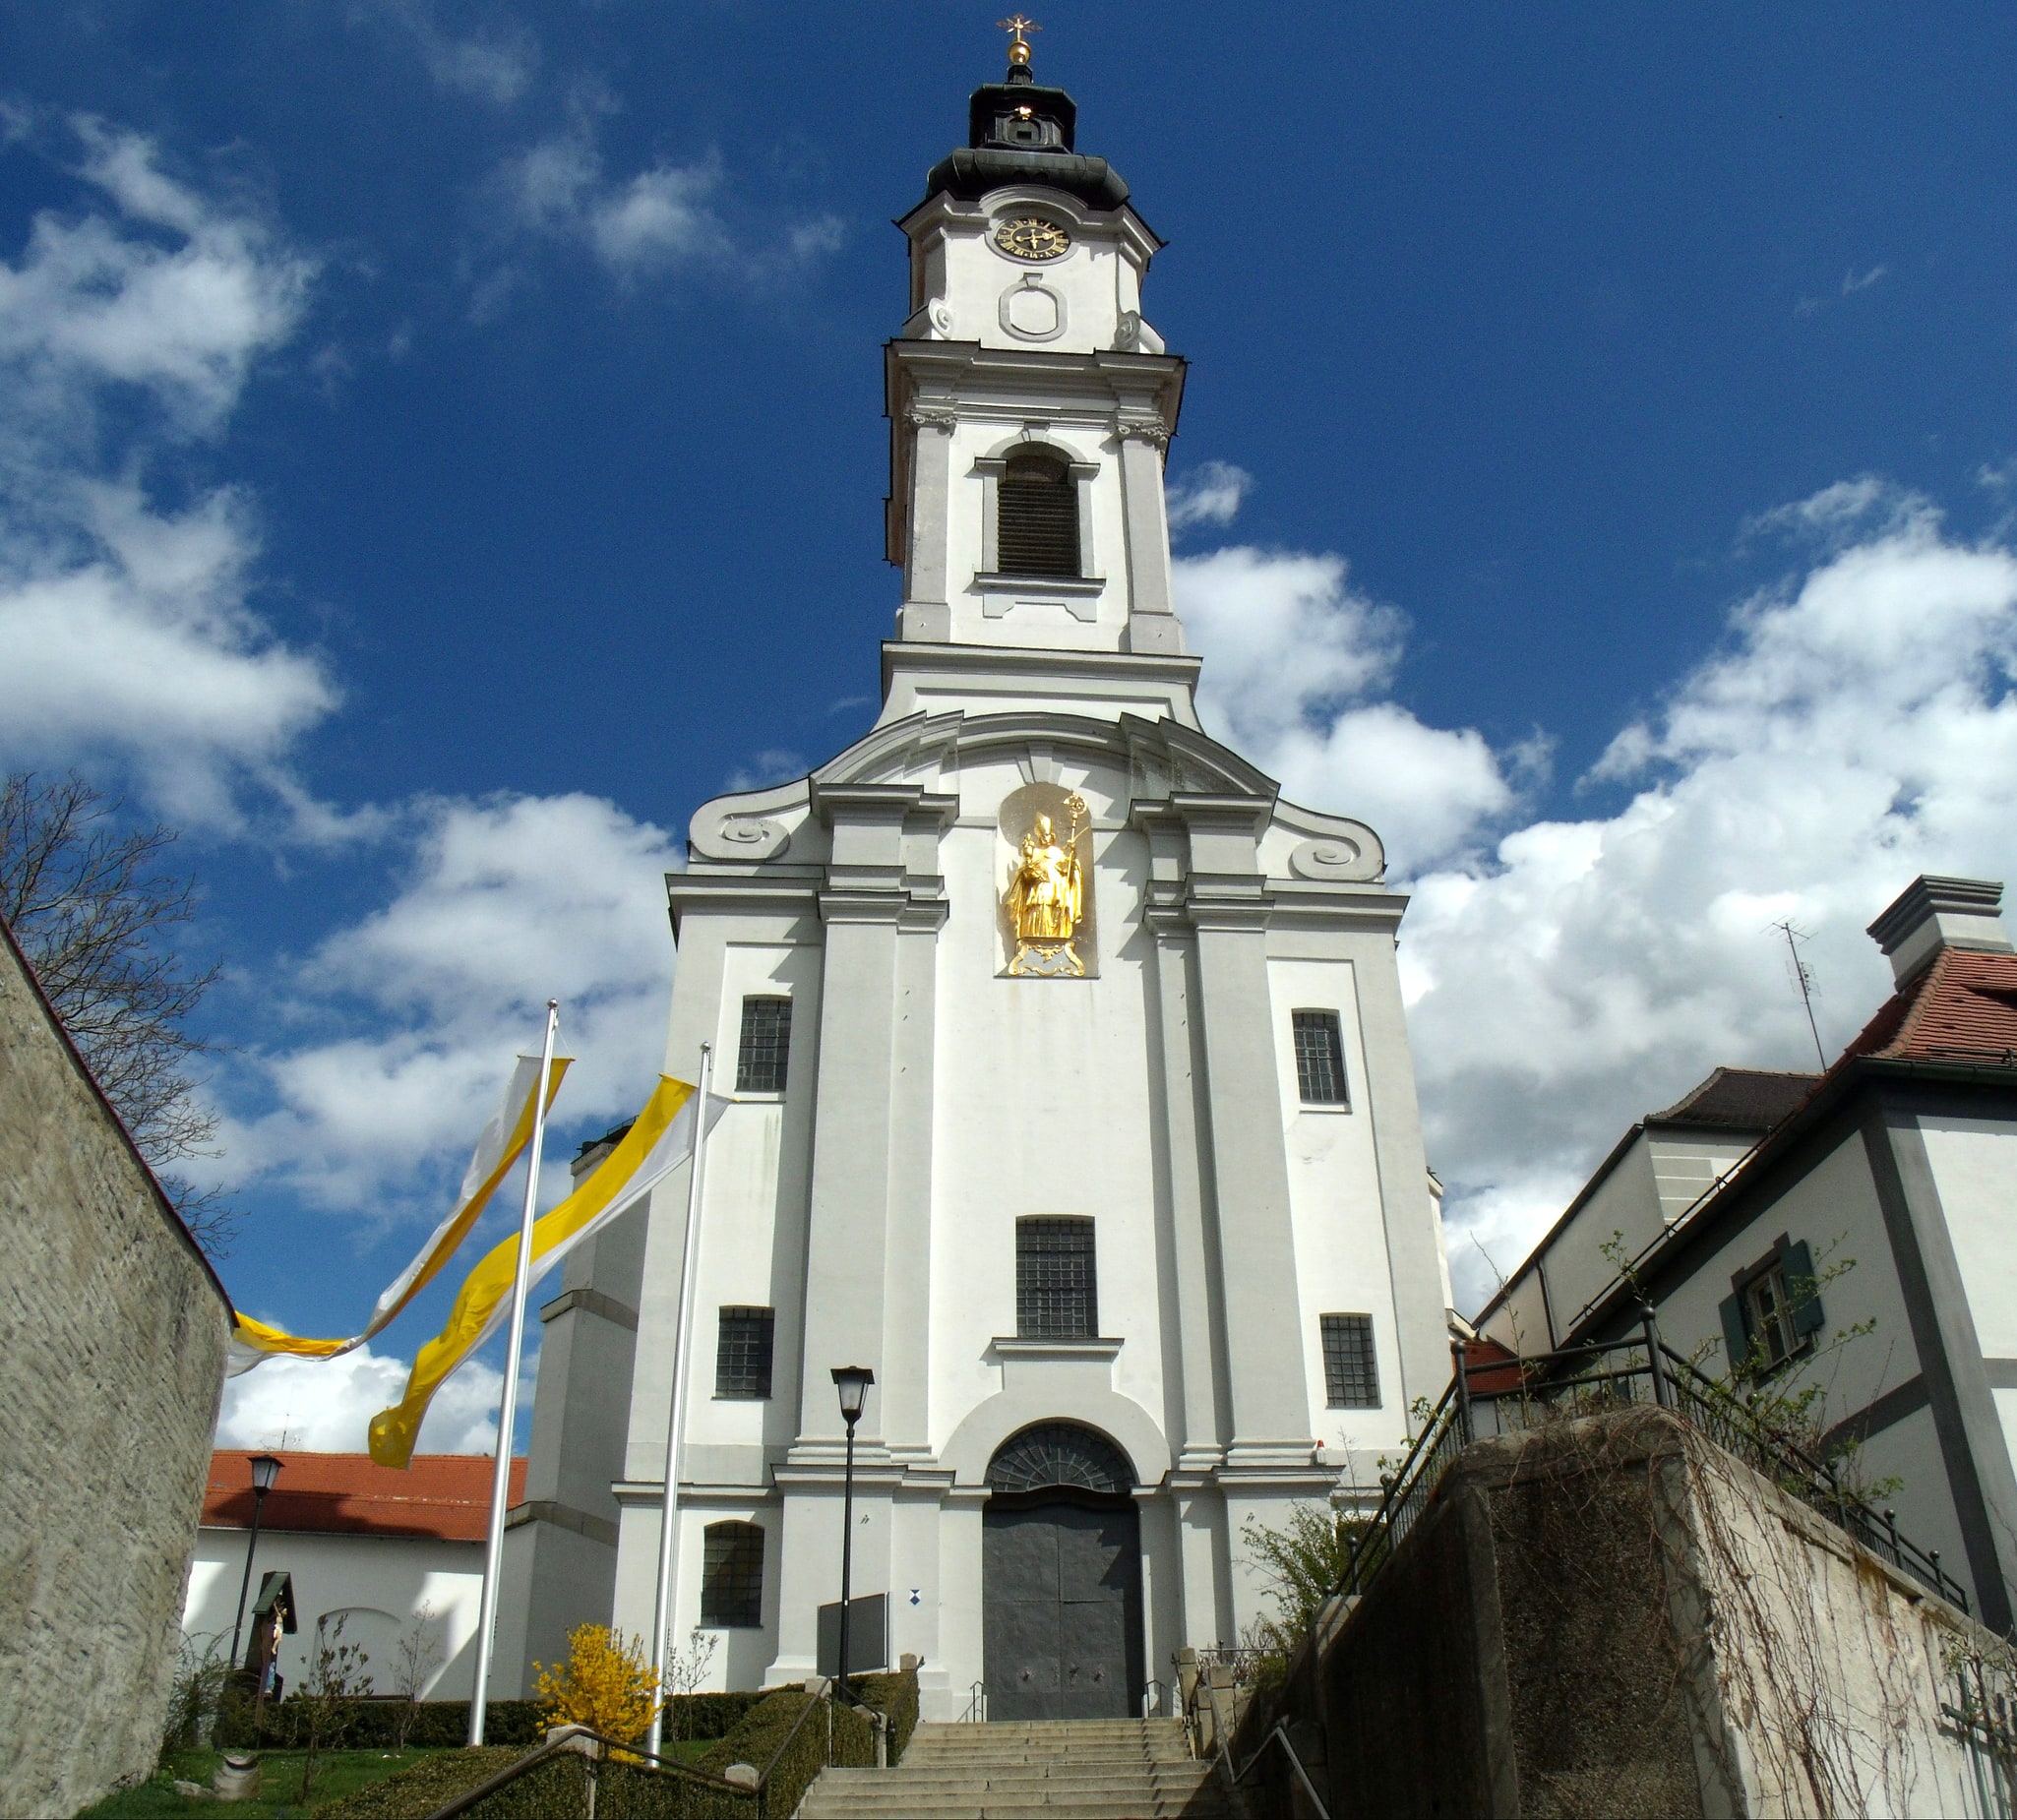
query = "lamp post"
xmin=229 ymin=1453 xmax=284 ymax=1670
xmin=830 ymin=1366 xmax=874 ymax=1703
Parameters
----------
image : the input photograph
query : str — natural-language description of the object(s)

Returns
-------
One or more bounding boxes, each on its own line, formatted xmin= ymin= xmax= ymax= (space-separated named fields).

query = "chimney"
xmin=1866 ymin=876 xmax=2012 ymax=987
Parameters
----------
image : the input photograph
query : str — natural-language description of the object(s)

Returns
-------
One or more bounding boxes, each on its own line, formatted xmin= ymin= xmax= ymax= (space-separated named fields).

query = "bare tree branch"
xmin=1 ymin=770 xmax=240 ymax=1257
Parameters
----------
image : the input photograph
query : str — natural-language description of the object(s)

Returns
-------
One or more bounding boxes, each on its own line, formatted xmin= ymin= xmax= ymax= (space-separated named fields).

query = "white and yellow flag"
xmin=226 ymin=1053 xmax=572 ymax=1375
xmin=367 ymin=1072 xmax=714 ymax=1469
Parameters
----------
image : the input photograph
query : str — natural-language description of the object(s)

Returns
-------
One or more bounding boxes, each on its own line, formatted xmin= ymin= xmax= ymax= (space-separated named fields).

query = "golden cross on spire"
xmin=998 ymin=14 xmax=1041 ymax=65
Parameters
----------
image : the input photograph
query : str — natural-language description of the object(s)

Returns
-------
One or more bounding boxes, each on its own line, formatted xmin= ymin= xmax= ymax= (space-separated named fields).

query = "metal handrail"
xmin=1328 ymin=1324 xmax=1971 ymax=1616
xmin=961 ymin=1680 xmax=986 ymax=1724
xmin=1196 ymin=1674 xmax=1331 ymax=1820
xmin=420 ymin=1724 xmax=750 ymax=1820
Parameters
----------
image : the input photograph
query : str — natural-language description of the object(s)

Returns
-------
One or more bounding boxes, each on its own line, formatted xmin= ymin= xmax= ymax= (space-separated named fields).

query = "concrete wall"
xmin=0 ymin=927 xmax=232 ymax=1818
xmin=1237 ymin=1409 xmax=2016 ymax=1819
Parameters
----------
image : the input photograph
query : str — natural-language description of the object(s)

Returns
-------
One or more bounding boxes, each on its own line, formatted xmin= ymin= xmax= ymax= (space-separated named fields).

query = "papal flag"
xmin=226 ymin=1053 xmax=572 ymax=1375
xmin=367 ymin=1072 xmax=718 ymax=1469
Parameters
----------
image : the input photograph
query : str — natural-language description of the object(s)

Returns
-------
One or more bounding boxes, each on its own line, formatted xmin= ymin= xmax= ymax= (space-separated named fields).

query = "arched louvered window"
xmin=998 ymin=448 xmax=1080 ymax=577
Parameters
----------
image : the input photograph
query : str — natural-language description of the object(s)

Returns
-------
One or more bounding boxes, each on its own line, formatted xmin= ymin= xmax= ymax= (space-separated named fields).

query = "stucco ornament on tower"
xmin=1006 ymin=791 xmax=1088 ymax=975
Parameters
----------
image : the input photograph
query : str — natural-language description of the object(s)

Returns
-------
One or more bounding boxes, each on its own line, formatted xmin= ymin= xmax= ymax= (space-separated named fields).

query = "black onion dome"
xmin=922 ymin=59 xmax=1131 ymax=212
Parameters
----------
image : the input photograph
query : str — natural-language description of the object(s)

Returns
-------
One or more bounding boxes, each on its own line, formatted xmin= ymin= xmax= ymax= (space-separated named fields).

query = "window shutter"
xmin=998 ymin=452 xmax=1080 ymax=577
xmin=1782 ymin=1240 xmax=1826 ymax=1336
xmin=1718 ymin=1294 xmax=1749 ymax=1374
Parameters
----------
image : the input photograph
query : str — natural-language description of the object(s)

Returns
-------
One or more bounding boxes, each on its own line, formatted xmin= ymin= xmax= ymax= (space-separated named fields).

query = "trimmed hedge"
xmin=315 ymin=1747 xmax=521 ymax=1819
xmin=214 ymin=1690 xmax=765 ymax=1752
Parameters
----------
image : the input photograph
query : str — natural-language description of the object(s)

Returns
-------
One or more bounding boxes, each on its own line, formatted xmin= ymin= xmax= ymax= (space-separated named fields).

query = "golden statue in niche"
xmin=1006 ymin=791 xmax=1087 ymax=977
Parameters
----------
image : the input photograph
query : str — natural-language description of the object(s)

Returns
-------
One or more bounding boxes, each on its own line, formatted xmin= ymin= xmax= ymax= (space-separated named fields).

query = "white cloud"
xmin=370 ymin=3 xmax=539 ymax=105
xmin=215 ymin=1342 xmax=508 ymax=1454
xmin=221 ymin=791 xmax=681 ymax=1213
xmin=1166 ymin=459 xmax=1253 ymax=534
xmin=589 ymin=161 xmax=730 ymax=273
xmin=1 ymin=118 xmax=312 ymax=436
xmin=1178 ymin=546 xmax=1514 ymax=872
xmin=1842 ymin=263 xmax=1889 ymax=296
xmin=0 ymin=118 xmax=336 ymax=825
xmin=1404 ymin=488 xmax=2017 ymax=1310
xmin=489 ymin=121 xmax=841 ymax=286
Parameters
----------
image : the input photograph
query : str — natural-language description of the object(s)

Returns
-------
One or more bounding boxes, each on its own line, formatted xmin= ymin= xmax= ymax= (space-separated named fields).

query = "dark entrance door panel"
xmin=984 ymin=1499 xmax=1141 ymax=1721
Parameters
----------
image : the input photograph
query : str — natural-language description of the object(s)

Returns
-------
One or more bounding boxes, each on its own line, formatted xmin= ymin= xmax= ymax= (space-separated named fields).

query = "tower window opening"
xmin=1320 ymin=1313 xmax=1380 ymax=1409
xmin=715 ymin=1305 xmax=775 ymax=1399
xmin=1016 ymin=1216 xmax=1097 ymax=1339
xmin=701 ymin=1521 xmax=765 ymax=1627
xmin=736 ymin=995 xmax=792 ymax=1094
xmin=998 ymin=448 xmax=1080 ymax=577
xmin=1292 ymin=1008 xmax=1350 ymax=1107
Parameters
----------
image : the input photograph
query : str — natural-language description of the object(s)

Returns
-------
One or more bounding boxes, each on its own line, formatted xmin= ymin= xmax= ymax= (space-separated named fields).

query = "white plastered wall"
xmin=1920 ymin=1115 xmax=2017 ymax=1475
xmin=1263 ymin=954 xmax=1411 ymax=1478
xmin=183 ymin=1529 xmax=482 ymax=1697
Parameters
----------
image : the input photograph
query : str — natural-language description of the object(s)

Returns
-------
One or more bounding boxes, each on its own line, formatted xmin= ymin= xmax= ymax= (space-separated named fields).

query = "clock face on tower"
xmin=995 ymin=216 xmax=1071 ymax=262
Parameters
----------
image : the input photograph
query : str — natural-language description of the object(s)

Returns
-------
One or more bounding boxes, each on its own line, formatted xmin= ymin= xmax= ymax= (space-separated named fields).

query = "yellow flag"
xmin=227 ymin=1053 xmax=571 ymax=1374
xmin=369 ymin=1074 xmax=699 ymax=1469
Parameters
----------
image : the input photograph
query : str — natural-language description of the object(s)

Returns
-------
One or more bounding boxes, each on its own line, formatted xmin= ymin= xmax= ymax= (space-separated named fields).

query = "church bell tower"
xmin=507 ymin=29 xmax=1453 ymax=1725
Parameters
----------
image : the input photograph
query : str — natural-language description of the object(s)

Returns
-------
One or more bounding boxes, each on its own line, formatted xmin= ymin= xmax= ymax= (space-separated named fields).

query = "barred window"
xmin=998 ymin=448 xmax=1079 ymax=577
xmin=736 ymin=996 xmax=792 ymax=1094
xmin=701 ymin=1522 xmax=764 ymax=1628
xmin=1292 ymin=1009 xmax=1349 ymax=1107
xmin=715 ymin=1306 xmax=774 ymax=1399
xmin=1320 ymin=1313 xmax=1379 ymax=1409
xmin=1016 ymin=1217 xmax=1097 ymax=1340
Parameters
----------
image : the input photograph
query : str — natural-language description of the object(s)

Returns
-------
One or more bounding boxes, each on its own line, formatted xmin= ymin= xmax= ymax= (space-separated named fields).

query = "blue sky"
xmin=6 ymin=2 xmax=2017 ymax=1451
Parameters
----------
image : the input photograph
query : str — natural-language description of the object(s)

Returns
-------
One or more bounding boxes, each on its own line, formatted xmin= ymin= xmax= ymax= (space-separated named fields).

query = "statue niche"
xmin=999 ymin=781 xmax=1097 ymax=979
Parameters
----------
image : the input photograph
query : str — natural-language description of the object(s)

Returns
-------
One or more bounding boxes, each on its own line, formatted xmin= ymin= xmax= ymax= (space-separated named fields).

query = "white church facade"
xmin=504 ymin=42 xmax=1454 ymax=1723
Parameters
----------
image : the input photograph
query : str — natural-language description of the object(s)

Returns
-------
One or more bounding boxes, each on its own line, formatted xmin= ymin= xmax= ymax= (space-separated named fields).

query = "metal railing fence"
xmin=1335 ymin=1315 xmax=1970 ymax=1615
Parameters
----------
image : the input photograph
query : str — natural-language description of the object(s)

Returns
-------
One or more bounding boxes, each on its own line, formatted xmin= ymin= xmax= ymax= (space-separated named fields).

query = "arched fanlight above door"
xmin=985 ymin=1422 xmax=1134 ymax=1496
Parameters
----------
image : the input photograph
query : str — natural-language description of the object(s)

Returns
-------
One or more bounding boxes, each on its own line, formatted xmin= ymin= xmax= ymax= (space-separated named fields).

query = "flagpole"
xmin=646 ymin=1041 xmax=712 ymax=1758
xmin=466 ymin=1000 xmax=560 ymax=1748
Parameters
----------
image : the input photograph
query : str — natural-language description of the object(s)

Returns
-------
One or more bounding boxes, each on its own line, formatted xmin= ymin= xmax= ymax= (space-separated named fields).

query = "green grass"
xmin=82 ymin=1747 xmax=451 ymax=1817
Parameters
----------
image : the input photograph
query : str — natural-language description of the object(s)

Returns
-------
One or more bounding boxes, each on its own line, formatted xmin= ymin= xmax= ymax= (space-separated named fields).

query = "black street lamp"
xmin=830 ymin=1366 xmax=874 ymax=1703
xmin=229 ymin=1453 xmax=284 ymax=1670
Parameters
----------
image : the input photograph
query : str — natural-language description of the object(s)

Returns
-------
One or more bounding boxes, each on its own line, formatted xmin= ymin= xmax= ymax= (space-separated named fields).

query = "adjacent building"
xmin=511 ymin=44 xmax=1454 ymax=1720
xmin=185 ymin=1450 xmax=525 ymax=1699
xmin=1477 ymin=875 xmax=2017 ymax=1630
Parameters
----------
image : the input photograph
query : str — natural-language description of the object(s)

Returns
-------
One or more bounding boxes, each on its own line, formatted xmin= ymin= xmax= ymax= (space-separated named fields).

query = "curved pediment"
xmin=686 ymin=706 xmax=1385 ymax=881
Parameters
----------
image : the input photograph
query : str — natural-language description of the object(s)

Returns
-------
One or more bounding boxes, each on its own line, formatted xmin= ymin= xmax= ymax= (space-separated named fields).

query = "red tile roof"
xmin=1844 ymin=947 xmax=2017 ymax=1067
xmin=203 ymin=1450 xmax=526 ymax=1543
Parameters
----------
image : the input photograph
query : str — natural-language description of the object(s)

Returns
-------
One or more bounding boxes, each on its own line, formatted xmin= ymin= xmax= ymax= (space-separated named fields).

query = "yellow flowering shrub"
xmin=533 ymin=1623 xmax=661 ymax=1750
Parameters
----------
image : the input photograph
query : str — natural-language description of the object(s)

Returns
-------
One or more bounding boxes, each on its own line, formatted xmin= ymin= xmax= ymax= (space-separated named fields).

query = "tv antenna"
xmin=1769 ymin=919 xmax=1827 ymax=1068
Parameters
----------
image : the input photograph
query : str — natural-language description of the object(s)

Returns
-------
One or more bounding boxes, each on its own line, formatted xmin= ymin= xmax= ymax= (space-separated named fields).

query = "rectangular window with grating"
xmin=701 ymin=1522 xmax=765 ymax=1628
xmin=1292 ymin=1008 xmax=1350 ymax=1107
xmin=1016 ymin=1217 xmax=1097 ymax=1340
xmin=1320 ymin=1313 xmax=1380 ymax=1408
xmin=736 ymin=996 xmax=792 ymax=1094
xmin=714 ymin=1305 xmax=774 ymax=1399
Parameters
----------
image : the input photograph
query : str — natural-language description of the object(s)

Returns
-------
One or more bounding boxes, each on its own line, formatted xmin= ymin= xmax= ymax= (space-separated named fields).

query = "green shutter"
xmin=1719 ymin=1294 xmax=1749 ymax=1375
xmin=1783 ymin=1239 xmax=1826 ymax=1336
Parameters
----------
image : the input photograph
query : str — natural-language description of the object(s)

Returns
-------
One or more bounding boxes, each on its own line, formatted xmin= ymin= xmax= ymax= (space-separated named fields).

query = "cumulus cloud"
xmin=0 ymin=117 xmax=335 ymax=824
xmin=220 ymin=791 xmax=681 ymax=1214
xmin=215 ymin=1342 xmax=509 ymax=1454
xmin=1166 ymin=459 xmax=1253 ymax=534
xmin=488 ymin=118 xmax=841 ymax=287
xmin=1178 ymin=546 xmax=1514 ymax=872
xmin=1405 ymin=487 xmax=2017 ymax=1310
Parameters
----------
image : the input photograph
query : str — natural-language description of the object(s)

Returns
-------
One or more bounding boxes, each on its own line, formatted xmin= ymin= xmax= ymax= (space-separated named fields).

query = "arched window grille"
xmin=701 ymin=1521 xmax=765 ymax=1628
xmin=998 ymin=447 xmax=1080 ymax=577
xmin=986 ymin=1422 xmax=1134 ymax=1496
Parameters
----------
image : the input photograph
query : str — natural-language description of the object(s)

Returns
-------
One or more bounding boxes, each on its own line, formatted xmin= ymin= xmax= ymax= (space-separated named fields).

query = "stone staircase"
xmin=795 ymin=1717 xmax=1238 ymax=1818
